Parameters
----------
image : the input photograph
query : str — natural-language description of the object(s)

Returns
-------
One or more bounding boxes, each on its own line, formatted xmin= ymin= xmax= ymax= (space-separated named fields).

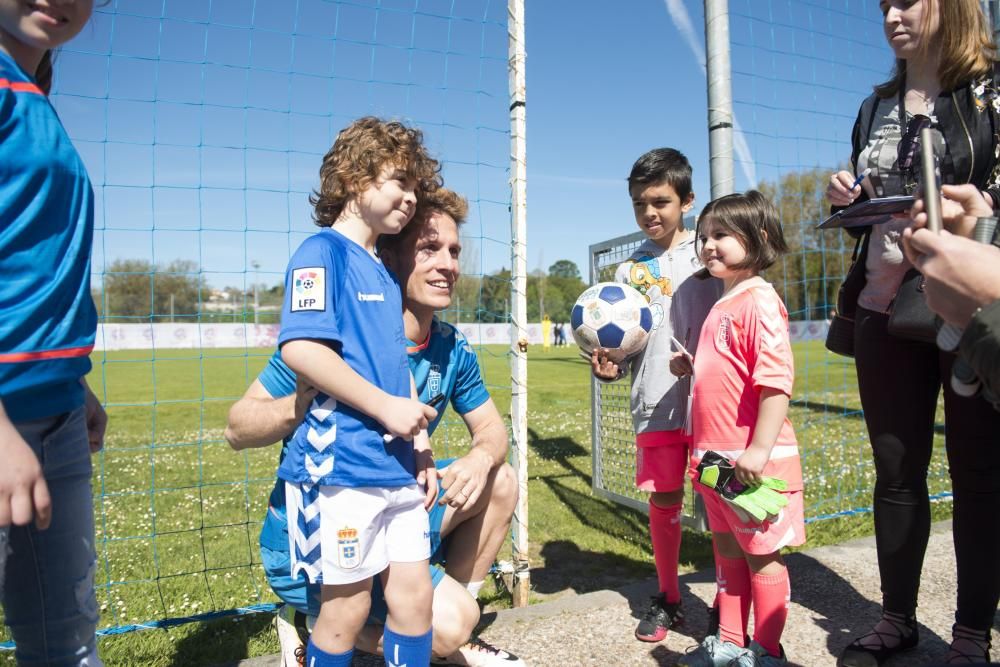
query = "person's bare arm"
xmin=282 ymin=339 xmax=436 ymax=439
xmin=437 ymin=398 xmax=508 ymax=509
xmin=409 ymin=374 xmax=438 ymax=509
xmin=225 ymin=378 xmax=317 ymax=451
xmin=733 ymin=388 xmax=789 ymax=486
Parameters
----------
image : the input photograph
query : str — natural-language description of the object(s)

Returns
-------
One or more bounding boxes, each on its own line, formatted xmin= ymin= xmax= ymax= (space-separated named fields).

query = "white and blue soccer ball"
xmin=570 ymin=282 xmax=652 ymax=360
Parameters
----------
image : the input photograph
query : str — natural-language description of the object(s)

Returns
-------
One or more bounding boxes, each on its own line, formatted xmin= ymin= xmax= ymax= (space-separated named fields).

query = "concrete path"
xmin=231 ymin=523 xmax=999 ymax=666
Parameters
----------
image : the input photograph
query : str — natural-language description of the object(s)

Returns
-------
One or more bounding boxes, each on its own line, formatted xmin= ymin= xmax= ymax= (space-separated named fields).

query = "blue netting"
xmin=591 ymin=1 xmax=958 ymax=525
xmin=0 ymin=0 xmax=511 ymax=645
xmin=729 ymin=0 xmax=951 ymax=520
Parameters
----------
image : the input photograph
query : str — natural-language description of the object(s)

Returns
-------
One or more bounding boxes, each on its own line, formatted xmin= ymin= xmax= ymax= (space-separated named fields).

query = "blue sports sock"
xmin=306 ymin=637 xmax=353 ymax=667
xmin=383 ymin=626 xmax=433 ymax=667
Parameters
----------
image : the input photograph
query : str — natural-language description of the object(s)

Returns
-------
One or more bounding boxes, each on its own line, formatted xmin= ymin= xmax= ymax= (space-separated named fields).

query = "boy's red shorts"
xmin=635 ymin=430 xmax=690 ymax=493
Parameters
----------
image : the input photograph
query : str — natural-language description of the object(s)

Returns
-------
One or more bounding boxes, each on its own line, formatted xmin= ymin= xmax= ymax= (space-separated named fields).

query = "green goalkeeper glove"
xmin=695 ymin=450 xmax=788 ymax=524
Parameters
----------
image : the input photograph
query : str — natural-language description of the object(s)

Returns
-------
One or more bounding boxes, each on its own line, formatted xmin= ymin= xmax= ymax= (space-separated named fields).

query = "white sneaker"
xmin=274 ymin=604 xmax=311 ymax=667
xmin=80 ymin=646 xmax=104 ymax=667
xmin=434 ymin=637 xmax=527 ymax=666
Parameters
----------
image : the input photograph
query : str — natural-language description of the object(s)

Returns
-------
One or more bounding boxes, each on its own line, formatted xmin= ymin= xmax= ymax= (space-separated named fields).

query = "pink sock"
xmin=751 ymin=569 xmax=791 ymax=657
xmin=649 ymin=501 xmax=683 ymax=603
xmin=716 ymin=554 xmax=751 ymax=646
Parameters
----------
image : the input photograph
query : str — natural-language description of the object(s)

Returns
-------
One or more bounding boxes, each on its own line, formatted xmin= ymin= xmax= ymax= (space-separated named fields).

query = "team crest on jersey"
xmin=337 ymin=526 xmax=360 ymax=569
xmin=428 ymin=364 xmax=441 ymax=395
xmin=291 ymin=267 xmax=325 ymax=312
xmin=717 ymin=313 xmax=733 ymax=351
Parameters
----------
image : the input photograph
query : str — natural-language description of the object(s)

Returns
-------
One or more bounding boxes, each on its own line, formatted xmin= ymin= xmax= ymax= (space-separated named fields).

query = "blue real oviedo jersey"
xmin=276 ymin=228 xmax=413 ymax=488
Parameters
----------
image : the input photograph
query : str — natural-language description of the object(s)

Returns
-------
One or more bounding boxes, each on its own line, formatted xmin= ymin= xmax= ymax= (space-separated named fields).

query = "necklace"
xmin=906 ymin=87 xmax=938 ymax=114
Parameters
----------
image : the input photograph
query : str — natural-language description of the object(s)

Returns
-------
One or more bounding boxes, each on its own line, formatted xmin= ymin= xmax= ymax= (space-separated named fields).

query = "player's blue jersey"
xmin=400 ymin=319 xmax=490 ymax=432
xmin=0 ymin=51 xmax=96 ymax=422
xmin=258 ymin=318 xmax=489 ymax=552
xmin=277 ymin=228 xmax=411 ymax=488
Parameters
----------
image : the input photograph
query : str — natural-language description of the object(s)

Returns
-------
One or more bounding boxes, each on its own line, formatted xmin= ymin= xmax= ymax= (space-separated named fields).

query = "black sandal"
xmin=945 ymin=624 xmax=991 ymax=665
xmin=837 ymin=613 xmax=918 ymax=667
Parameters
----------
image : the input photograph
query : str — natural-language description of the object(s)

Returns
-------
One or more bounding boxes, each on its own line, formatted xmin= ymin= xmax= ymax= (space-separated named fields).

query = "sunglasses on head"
xmin=897 ymin=114 xmax=932 ymax=193
xmin=896 ymin=114 xmax=932 ymax=194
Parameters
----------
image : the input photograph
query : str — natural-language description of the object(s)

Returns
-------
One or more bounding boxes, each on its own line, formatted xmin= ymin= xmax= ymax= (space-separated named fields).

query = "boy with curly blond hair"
xmin=277 ymin=116 xmax=443 ymax=667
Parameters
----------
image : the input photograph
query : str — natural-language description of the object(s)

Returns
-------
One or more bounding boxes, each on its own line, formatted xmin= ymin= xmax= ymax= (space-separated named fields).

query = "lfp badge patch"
xmin=292 ymin=267 xmax=325 ymax=312
xmin=337 ymin=526 xmax=360 ymax=569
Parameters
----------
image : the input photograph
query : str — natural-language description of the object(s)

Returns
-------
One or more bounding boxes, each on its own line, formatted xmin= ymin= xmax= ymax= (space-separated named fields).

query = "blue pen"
xmin=851 ymin=167 xmax=872 ymax=191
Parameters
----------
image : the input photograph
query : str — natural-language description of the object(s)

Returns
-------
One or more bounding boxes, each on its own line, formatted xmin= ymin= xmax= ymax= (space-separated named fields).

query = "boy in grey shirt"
xmin=592 ymin=148 xmax=721 ymax=642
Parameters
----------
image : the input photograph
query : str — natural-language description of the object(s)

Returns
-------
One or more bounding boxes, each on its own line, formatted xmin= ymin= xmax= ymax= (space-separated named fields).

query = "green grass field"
xmin=0 ymin=342 xmax=952 ymax=666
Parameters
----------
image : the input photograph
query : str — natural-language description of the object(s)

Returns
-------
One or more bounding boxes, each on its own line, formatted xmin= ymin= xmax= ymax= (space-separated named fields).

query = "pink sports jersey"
xmin=688 ymin=277 xmax=802 ymax=490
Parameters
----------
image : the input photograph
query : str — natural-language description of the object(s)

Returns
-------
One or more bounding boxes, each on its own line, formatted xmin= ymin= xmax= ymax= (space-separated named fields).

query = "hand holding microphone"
xmin=903 ymin=134 xmax=999 ymax=399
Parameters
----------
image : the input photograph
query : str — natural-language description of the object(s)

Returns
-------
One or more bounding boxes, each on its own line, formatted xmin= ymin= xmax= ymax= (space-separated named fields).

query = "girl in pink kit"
xmin=674 ymin=191 xmax=804 ymax=667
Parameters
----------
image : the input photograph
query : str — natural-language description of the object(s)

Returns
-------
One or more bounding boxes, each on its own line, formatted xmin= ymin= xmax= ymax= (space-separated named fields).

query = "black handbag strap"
xmin=853 ymin=94 xmax=882 ymax=173
xmin=850 ymin=228 xmax=871 ymax=262
xmin=897 ymin=83 xmax=907 ymax=133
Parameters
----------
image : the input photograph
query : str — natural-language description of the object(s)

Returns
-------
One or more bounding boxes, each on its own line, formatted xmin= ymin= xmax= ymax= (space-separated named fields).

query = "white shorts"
xmin=285 ymin=482 xmax=430 ymax=586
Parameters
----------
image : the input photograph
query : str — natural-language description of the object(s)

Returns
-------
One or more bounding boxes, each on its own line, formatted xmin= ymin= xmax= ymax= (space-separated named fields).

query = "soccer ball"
xmin=570 ymin=282 xmax=652 ymax=361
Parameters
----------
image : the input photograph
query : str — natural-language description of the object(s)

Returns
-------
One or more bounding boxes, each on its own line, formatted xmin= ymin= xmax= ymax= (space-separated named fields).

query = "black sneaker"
xmin=635 ymin=593 xmax=684 ymax=642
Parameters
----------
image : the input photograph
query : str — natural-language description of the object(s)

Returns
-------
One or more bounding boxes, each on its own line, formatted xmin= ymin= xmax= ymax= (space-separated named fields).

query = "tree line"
xmin=91 ymin=257 xmax=589 ymax=325
xmin=92 ymin=259 xmax=283 ymax=324
xmin=459 ymin=166 xmax=853 ymax=325
xmin=450 ymin=259 xmax=588 ymax=325
xmin=92 ymin=169 xmax=851 ymax=325
xmin=758 ymin=167 xmax=853 ymax=321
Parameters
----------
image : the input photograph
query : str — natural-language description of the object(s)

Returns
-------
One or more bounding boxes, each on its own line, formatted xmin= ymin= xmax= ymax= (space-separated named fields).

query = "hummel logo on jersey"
xmin=357 ymin=292 xmax=385 ymax=302
xmin=757 ymin=293 xmax=787 ymax=351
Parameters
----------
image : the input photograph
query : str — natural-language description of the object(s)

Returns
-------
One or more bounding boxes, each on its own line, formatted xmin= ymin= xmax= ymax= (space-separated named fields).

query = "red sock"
xmin=711 ymin=537 xmax=721 ymax=610
xmin=716 ymin=554 xmax=751 ymax=647
xmin=649 ymin=500 xmax=682 ymax=603
xmin=751 ymin=569 xmax=790 ymax=657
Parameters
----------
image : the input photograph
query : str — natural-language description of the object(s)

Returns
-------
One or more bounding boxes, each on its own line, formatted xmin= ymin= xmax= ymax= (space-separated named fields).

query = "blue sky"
xmin=51 ymin=0 xmax=886 ymax=291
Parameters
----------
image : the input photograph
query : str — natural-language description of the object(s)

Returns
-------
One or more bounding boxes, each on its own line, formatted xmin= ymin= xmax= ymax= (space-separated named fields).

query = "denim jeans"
xmin=1 ymin=407 xmax=102 ymax=666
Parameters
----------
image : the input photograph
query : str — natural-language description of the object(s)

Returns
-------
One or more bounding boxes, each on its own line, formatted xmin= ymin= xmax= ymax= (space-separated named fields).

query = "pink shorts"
xmin=636 ymin=431 xmax=690 ymax=493
xmin=698 ymin=486 xmax=806 ymax=555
